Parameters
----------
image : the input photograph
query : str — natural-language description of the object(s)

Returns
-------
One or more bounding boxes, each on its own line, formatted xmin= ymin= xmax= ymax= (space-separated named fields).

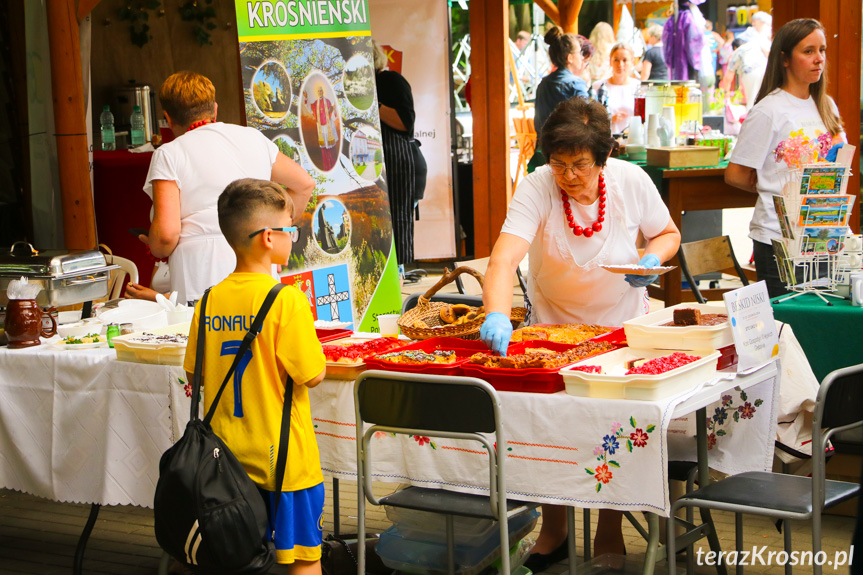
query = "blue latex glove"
xmin=826 ymin=142 xmax=844 ymax=163
xmin=625 ymin=254 xmax=661 ymax=288
xmin=480 ymin=312 xmax=513 ymax=357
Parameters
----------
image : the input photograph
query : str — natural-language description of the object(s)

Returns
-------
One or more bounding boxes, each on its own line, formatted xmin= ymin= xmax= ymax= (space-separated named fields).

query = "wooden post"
xmin=773 ymin=0 xmax=861 ymax=234
xmin=558 ymin=0 xmax=583 ymax=34
xmin=46 ymin=0 xmax=97 ymax=249
xmin=470 ymin=0 xmax=511 ymax=257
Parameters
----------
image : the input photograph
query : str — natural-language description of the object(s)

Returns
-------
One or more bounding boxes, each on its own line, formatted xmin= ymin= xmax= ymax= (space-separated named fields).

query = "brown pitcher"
xmin=5 ymin=299 xmax=57 ymax=349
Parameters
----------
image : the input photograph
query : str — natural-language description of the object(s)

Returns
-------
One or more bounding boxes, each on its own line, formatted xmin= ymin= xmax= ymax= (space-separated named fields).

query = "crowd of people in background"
xmin=511 ymin=5 xmax=776 ymax=136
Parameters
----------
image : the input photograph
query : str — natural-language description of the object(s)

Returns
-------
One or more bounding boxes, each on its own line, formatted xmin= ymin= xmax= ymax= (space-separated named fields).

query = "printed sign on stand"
xmin=723 ymin=281 xmax=779 ymax=372
xmin=234 ymin=0 xmax=402 ymax=332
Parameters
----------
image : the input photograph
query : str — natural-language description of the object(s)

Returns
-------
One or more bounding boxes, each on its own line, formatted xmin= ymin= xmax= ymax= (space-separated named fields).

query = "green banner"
xmin=236 ymin=0 xmax=371 ymax=41
xmin=234 ymin=0 xmax=402 ymax=334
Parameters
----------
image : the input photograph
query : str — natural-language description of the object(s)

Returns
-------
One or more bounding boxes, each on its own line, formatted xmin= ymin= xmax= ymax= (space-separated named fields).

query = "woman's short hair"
xmin=645 ymin=24 xmax=663 ymax=41
xmin=371 ymin=39 xmax=388 ymax=72
xmin=544 ymin=26 xmax=581 ymax=70
xmin=540 ymin=98 xmax=615 ymax=166
xmin=159 ymin=71 xmax=216 ymax=127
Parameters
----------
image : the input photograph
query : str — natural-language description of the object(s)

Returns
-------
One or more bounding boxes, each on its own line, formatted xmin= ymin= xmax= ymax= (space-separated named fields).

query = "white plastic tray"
xmin=560 ymin=347 xmax=720 ymax=400
xmin=622 ymin=303 xmax=732 ymax=351
xmin=112 ymin=322 xmax=191 ymax=366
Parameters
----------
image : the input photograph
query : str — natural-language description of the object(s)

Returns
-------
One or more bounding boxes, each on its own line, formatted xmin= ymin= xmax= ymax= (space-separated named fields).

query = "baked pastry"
xmin=672 ymin=308 xmax=701 ymax=326
xmin=376 ymin=349 xmax=458 ymax=365
xmin=323 ymin=337 xmax=402 ymax=363
xmin=470 ymin=340 xmax=615 ymax=369
xmin=510 ymin=323 xmax=610 ymax=344
xmin=439 ymin=303 xmax=477 ymax=325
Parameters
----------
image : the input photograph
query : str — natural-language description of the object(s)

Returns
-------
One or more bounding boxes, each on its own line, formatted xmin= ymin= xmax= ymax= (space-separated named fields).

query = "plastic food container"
xmin=623 ymin=303 xmax=732 ymax=351
xmin=111 ymin=322 xmax=191 ymax=366
xmin=376 ymin=509 xmax=538 ymax=575
xmin=364 ymin=337 xmax=489 ymax=377
xmin=316 ymin=328 xmax=353 ymax=343
xmin=463 ymin=340 xmax=619 ymax=394
xmin=561 ymin=347 xmax=720 ymax=401
xmin=385 ymin=506 xmax=498 ymax=546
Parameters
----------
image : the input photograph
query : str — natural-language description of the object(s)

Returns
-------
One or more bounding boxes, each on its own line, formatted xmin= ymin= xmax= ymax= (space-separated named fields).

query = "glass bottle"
xmin=106 ymin=324 xmax=120 ymax=348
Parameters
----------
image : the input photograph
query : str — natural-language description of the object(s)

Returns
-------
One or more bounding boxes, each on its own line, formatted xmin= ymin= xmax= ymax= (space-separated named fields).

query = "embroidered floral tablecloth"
xmin=311 ymin=365 xmax=778 ymax=516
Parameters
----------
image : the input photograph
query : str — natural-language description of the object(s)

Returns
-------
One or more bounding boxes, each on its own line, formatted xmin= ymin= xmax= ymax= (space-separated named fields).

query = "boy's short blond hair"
xmin=218 ymin=179 xmax=295 ymax=248
xmin=159 ymin=71 xmax=216 ymax=127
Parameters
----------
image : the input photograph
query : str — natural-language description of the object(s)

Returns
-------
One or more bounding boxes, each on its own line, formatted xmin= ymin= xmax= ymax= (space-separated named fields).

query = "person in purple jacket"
xmin=662 ymin=0 xmax=705 ymax=81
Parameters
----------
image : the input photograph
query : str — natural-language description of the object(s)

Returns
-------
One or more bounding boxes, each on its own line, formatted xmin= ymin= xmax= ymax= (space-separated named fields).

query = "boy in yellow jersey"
xmin=183 ymin=178 xmax=326 ymax=574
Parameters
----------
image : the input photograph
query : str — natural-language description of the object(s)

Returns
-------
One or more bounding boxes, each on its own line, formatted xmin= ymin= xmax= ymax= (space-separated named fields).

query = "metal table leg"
xmin=567 ymin=506 xmax=577 ymax=575
xmin=73 ymin=503 xmax=100 ymax=575
xmin=696 ymin=408 xmax=727 ymax=575
xmin=641 ymin=513 xmax=661 ymax=575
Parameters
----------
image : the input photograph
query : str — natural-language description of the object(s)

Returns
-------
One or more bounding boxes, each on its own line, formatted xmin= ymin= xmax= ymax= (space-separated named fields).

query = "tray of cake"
xmin=364 ymin=337 xmax=490 ymax=376
xmin=112 ymin=322 xmax=192 ymax=366
xmin=463 ymin=339 xmax=619 ymax=393
xmin=560 ymin=348 xmax=721 ymax=400
xmin=623 ymin=303 xmax=732 ymax=351
xmin=322 ymin=336 xmax=404 ymax=379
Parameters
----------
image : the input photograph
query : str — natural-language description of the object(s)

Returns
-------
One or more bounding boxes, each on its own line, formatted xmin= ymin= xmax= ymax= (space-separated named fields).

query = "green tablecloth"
xmin=772 ymin=293 xmax=863 ymax=382
xmin=622 ymin=157 xmax=730 ymax=194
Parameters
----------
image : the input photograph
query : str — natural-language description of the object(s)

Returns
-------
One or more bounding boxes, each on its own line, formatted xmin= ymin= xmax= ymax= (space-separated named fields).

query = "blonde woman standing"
xmin=588 ymin=22 xmax=615 ymax=84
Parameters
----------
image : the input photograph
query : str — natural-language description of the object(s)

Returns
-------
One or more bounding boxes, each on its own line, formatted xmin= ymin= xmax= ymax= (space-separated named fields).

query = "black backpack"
xmin=154 ymin=283 xmax=291 ymax=574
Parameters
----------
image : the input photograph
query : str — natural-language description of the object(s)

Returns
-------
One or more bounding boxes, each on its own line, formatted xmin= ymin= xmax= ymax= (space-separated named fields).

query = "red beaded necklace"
xmin=187 ymin=119 xmax=214 ymax=132
xmin=560 ymin=171 xmax=606 ymax=238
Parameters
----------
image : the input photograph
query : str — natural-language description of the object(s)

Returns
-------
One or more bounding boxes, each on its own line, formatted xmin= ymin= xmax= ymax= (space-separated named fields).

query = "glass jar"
xmin=119 ymin=322 xmax=135 ymax=335
xmin=634 ymin=83 xmax=647 ymax=125
xmin=645 ymin=82 xmax=671 ymax=122
xmin=669 ymin=81 xmax=702 ymax=139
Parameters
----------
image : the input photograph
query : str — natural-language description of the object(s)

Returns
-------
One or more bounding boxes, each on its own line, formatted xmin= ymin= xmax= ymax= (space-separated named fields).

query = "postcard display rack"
xmin=772 ymin=163 xmax=855 ymax=304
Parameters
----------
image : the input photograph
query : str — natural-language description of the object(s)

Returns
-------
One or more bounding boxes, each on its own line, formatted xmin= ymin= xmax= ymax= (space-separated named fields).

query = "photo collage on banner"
xmin=234 ymin=0 xmax=402 ymax=332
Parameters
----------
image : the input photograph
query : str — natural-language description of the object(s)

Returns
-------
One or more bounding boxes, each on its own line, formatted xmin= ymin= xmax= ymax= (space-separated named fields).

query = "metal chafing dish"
xmin=0 ymin=242 xmax=120 ymax=307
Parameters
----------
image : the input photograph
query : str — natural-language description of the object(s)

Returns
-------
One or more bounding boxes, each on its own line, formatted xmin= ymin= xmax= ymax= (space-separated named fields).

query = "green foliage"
xmin=373 ymin=148 xmax=383 ymax=163
xmin=117 ymin=0 xmax=160 ymax=48
xmin=178 ymin=0 xmax=218 ymax=46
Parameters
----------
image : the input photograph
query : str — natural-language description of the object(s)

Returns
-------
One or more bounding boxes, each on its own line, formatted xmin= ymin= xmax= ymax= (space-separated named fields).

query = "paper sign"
xmin=723 ymin=282 xmax=779 ymax=372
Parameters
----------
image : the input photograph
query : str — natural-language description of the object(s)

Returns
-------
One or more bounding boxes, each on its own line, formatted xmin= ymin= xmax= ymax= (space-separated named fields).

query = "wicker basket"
xmin=398 ymin=267 xmax=526 ymax=341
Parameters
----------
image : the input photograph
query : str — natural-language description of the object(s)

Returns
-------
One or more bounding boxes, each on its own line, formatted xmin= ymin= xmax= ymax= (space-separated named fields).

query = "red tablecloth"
xmin=92 ymin=150 xmax=156 ymax=286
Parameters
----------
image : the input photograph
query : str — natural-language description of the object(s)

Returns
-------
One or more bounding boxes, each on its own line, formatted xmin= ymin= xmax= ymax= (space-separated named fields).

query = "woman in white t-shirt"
xmin=726 ymin=19 xmax=845 ymax=298
xmin=480 ymin=98 xmax=680 ymax=571
xmin=129 ymin=71 xmax=315 ymax=305
xmin=593 ymin=43 xmax=640 ymax=134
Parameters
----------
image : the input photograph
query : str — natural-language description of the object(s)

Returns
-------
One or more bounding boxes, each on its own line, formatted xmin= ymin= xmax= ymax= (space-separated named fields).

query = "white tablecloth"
xmin=0 ymin=343 xmax=778 ymax=515
xmin=311 ymin=365 xmax=778 ymax=516
xmin=0 ymin=345 xmax=187 ymax=507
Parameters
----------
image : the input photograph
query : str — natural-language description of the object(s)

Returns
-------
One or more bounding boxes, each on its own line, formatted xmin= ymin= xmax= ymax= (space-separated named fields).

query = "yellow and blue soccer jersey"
xmin=184 ymin=272 xmax=326 ymax=492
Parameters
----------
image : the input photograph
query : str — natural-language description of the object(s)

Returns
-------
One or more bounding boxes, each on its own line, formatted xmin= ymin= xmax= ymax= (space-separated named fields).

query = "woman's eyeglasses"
xmin=548 ymin=160 xmax=596 ymax=176
xmin=248 ymin=227 xmax=300 ymax=242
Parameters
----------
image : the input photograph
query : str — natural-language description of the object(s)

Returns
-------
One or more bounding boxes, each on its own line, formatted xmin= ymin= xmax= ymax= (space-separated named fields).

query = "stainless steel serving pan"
xmin=0 ymin=242 xmax=120 ymax=307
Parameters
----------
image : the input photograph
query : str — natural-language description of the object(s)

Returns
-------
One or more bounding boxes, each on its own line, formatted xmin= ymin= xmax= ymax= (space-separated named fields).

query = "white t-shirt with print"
xmin=730 ymin=89 xmax=835 ymax=245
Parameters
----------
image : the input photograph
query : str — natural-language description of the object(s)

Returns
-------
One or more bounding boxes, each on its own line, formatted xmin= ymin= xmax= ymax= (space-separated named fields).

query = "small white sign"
xmin=723 ymin=281 xmax=779 ymax=372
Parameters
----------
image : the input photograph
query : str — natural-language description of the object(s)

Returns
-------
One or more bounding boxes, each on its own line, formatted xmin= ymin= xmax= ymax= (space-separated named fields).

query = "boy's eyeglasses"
xmin=548 ymin=160 xmax=596 ymax=177
xmin=248 ymin=227 xmax=299 ymax=242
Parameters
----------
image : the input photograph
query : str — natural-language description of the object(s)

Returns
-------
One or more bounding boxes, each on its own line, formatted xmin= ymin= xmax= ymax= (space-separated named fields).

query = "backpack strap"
xmin=189 ymin=288 xmax=212 ymax=422
xmin=202 ymin=282 xmax=287 ymax=426
xmin=272 ymin=373 xmax=293 ymax=518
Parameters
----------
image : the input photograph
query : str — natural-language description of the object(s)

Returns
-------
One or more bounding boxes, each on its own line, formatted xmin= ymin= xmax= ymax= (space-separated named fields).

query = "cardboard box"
xmin=646 ymin=146 xmax=721 ymax=168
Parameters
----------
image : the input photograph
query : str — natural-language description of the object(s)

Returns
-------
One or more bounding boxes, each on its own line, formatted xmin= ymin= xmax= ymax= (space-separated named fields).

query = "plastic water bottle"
xmin=130 ymin=105 xmax=146 ymax=147
xmin=100 ymin=105 xmax=115 ymax=151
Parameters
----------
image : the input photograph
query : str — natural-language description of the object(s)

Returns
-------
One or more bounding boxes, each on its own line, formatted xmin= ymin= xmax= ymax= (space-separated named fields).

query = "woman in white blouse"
xmin=480 ymin=98 xmax=680 ymax=571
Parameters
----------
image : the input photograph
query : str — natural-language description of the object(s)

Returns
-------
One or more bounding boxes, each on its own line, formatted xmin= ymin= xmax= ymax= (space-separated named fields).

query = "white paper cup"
xmin=377 ymin=314 xmax=400 ymax=337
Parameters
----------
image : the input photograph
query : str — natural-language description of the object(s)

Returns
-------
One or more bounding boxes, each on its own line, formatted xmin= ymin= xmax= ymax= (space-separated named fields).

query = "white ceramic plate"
xmin=54 ymin=341 xmax=108 ymax=350
xmin=601 ymin=265 xmax=677 ymax=276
